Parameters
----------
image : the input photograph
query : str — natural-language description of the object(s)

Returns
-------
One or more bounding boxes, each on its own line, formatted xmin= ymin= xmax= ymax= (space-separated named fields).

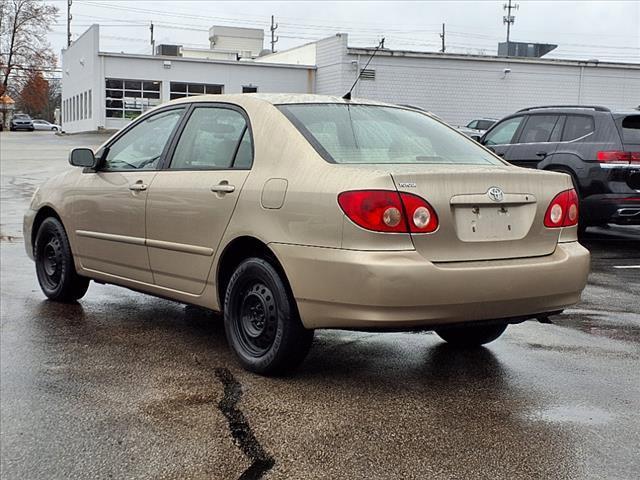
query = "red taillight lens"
xmin=398 ymin=192 xmax=439 ymax=233
xmin=597 ymin=151 xmax=640 ymax=164
xmin=338 ymin=190 xmax=438 ymax=233
xmin=544 ymin=189 xmax=579 ymax=228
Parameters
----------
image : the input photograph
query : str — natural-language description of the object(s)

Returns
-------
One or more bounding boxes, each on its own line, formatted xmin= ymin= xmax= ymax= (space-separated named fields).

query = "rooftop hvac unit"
xmin=155 ymin=44 xmax=183 ymax=57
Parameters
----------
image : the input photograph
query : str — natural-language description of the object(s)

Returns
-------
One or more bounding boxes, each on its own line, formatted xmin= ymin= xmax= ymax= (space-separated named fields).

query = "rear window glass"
xmin=621 ymin=115 xmax=640 ymax=144
xmin=278 ymin=104 xmax=501 ymax=165
xmin=562 ymin=115 xmax=595 ymax=141
xmin=519 ymin=115 xmax=560 ymax=143
xmin=476 ymin=120 xmax=496 ymax=130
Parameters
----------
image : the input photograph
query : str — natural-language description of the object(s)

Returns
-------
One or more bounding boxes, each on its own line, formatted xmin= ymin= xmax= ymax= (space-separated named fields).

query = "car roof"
xmin=167 ymin=93 xmax=395 ymax=108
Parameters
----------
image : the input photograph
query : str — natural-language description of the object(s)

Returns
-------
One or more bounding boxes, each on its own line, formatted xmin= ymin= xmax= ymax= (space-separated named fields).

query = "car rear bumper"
xmin=582 ymin=195 xmax=640 ymax=225
xmin=271 ymin=242 xmax=590 ymax=329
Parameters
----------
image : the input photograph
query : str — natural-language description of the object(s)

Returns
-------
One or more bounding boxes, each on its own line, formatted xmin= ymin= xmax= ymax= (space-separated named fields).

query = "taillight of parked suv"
xmin=596 ymin=151 xmax=640 ymax=164
xmin=338 ymin=190 xmax=439 ymax=233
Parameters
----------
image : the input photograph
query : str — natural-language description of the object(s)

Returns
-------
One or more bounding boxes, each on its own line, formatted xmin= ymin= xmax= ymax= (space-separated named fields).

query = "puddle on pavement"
xmin=527 ymin=405 xmax=614 ymax=426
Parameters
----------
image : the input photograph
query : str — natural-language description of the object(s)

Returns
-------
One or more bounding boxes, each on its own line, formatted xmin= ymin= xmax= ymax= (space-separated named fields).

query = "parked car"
xmin=480 ymin=105 xmax=640 ymax=229
xmin=32 ymin=119 xmax=61 ymax=131
xmin=24 ymin=94 xmax=590 ymax=375
xmin=457 ymin=118 xmax=497 ymax=141
xmin=10 ymin=114 xmax=34 ymax=131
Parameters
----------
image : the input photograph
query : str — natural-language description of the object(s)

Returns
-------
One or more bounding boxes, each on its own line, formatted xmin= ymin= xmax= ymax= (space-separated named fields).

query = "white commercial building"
xmin=62 ymin=25 xmax=640 ymax=133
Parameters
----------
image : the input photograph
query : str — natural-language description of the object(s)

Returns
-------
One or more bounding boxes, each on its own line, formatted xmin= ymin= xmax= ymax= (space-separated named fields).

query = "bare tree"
xmin=0 ymin=0 xmax=58 ymax=97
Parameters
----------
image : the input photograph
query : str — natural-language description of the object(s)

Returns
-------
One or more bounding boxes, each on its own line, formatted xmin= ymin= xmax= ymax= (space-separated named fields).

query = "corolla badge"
xmin=487 ymin=186 xmax=504 ymax=202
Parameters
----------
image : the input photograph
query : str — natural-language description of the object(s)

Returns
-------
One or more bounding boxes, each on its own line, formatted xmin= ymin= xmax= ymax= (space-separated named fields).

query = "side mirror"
xmin=69 ymin=148 xmax=97 ymax=168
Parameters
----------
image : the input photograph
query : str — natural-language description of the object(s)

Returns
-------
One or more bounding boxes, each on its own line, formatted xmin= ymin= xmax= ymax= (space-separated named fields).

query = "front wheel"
xmin=224 ymin=257 xmax=313 ymax=375
xmin=34 ymin=217 xmax=89 ymax=302
xmin=51 ymin=127 xmax=58 ymax=131
xmin=435 ymin=322 xmax=508 ymax=347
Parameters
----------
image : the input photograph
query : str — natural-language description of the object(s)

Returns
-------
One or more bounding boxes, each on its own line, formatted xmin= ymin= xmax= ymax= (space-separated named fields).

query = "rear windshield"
xmin=278 ymin=104 xmax=502 ymax=165
xmin=620 ymin=115 xmax=640 ymax=144
xmin=476 ymin=120 xmax=496 ymax=130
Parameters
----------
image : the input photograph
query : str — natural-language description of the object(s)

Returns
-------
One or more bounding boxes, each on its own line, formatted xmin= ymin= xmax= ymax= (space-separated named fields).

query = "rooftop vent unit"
xmin=155 ymin=44 xmax=183 ymax=57
xmin=498 ymin=42 xmax=557 ymax=58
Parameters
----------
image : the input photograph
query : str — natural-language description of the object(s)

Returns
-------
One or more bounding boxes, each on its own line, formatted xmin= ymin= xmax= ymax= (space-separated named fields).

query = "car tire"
xmin=52 ymin=127 xmax=58 ymax=131
xmin=224 ymin=257 xmax=313 ymax=375
xmin=435 ymin=322 xmax=508 ymax=347
xmin=34 ymin=217 xmax=89 ymax=302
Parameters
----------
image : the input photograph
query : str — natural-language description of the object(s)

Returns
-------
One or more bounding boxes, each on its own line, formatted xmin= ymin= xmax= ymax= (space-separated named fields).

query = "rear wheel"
xmin=224 ymin=257 xmax=313 ymax=375
xmin=34 ymin=217 xmax=89 ymax=302
xmin=435 ymin=322 xmax=508 ymax=347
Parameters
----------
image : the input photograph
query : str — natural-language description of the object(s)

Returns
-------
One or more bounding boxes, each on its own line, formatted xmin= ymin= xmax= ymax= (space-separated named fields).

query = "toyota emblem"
xmin=487 ymin=187 xmax=504 ymax=202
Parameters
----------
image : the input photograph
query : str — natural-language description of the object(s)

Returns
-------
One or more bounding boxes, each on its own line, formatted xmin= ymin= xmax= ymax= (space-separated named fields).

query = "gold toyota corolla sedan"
xmin=24 ymin=94 xmax=590 ymax=375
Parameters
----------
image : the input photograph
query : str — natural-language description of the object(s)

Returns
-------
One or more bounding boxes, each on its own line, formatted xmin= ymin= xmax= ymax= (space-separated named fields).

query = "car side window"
xmin=562 ymin=115 xmax=594 ymax=141
xmin=170 ymin=107 xmax=251 ymax=170
xmin=483 ymin=116 xmax=523 ymax=146
xmin=467 ymin=120 xmax=478 ymax=129
xmin=102 ymin=109 xmax=184 ymax=171
xmin=517 ymin=115 xmax=560 ymax=143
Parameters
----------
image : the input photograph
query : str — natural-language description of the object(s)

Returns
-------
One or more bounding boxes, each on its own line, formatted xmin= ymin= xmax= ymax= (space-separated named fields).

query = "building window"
xmin=88 ymin=90 xmax=92 ymax=119
xmin=83 ymin=91 xmax=87 ymax=120
xmin=242 ymin=85 xmax=258 ymax=93
xmin=105 ymin=78 xmax=161 ymax=119
xmin=169 ymin=82 xmax=223 ymax=100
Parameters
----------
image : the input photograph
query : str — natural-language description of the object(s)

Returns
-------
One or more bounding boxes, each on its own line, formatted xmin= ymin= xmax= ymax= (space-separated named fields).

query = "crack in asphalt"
xmin=214 ymin=368 xmax=275 ymax=480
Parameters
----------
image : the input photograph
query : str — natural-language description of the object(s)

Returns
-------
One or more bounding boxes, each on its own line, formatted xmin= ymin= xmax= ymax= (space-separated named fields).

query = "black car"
xmin=480 ymin=105 xmax=640 ymax=229
xmin=10 ymin=114 xmax=34 ymax=131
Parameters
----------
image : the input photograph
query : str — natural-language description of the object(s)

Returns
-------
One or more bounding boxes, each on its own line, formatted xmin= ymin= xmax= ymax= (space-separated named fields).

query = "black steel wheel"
xmin=435 ymin=322 xmax=508 ymax=347
xmin=224 ymin=257 xmax=313 ymax=375
xmin=34 ymin=217 xmax=89 ymax=302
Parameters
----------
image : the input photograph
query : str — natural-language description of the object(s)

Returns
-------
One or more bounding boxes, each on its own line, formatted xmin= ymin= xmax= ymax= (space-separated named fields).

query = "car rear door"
xmin=480 ymin=115 xmax=525 ymax=159
xmin=144 ymin=104 xmax=253 ymax=295
xmin=504 ymin=114 xmax=563 ymax=168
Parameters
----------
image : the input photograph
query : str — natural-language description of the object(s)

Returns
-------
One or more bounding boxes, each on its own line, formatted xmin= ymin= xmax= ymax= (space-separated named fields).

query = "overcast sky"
xmin=45 ymin=0 xmax=640 ymax=66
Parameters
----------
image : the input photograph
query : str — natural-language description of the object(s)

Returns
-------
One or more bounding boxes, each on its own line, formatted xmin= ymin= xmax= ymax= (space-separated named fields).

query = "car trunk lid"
xmin=390 ymin=165 xmax=570 ymax=262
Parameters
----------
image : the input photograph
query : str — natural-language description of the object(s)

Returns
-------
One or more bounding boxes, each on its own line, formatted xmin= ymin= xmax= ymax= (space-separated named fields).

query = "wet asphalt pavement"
xmin=1 ymin=131 xmax=639 ymax=479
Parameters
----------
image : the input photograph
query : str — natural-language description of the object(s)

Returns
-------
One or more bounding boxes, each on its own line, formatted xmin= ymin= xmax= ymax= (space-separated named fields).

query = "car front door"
xmin=145 ymin=104 xmax=253 ymax=295
xmin=71 ymin=107 xmax=186 ymax=283
xmin=505 ymin=114 xmax=563 ymax=168
xmin=481 ymin=115 xmax=525 ymax=159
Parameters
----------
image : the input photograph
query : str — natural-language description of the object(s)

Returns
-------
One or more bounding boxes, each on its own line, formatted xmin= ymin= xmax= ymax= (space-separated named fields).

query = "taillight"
xmin=544 ymin=189 xmax=579 ymax=228
xmin=338 ymin=190 xmax=438 ymax=233
xmin=398 ymin=192 xmax=439 ymax=233
xmin=597 ymin=151 xmax=640 ymax=164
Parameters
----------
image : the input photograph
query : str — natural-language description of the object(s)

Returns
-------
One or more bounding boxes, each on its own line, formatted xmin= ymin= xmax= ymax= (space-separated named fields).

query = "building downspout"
xmin=578 ymin=65 xmax=584 ymax=103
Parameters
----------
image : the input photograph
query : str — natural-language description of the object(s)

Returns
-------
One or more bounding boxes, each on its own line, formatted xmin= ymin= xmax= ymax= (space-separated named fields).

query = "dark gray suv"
xmin=480 ymin=105 xmax=640 ymax=228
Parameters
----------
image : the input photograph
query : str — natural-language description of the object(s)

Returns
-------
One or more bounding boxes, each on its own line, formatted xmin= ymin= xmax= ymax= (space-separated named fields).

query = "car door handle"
xmin=535 ymin=151 xmax=547 ymax=157
xmin=129 ymin=183 xmax=148 ymax=191
xmin=211 ymin=184 xmax=235 ymax=193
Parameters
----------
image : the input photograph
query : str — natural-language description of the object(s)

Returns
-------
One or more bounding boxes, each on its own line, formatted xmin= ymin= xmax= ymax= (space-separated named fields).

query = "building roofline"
xmin=97 ymin=51 xmax=316 ymax=69
xmin=347 ymin=46 xmax=640 ymax=69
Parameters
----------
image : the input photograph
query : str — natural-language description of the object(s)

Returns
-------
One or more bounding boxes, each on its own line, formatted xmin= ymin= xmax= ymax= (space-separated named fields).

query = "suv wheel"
xmin=224 ymin=257 xmax=313 ymax=375
xmin=34 ymin=217 xmax=90 ymax=302
xmin=435 ymin=322 xmax=508 ymax=347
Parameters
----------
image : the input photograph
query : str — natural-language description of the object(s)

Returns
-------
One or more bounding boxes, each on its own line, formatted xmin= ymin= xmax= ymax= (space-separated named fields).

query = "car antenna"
xmin=342 ymin=37 xmax=385 ymax=100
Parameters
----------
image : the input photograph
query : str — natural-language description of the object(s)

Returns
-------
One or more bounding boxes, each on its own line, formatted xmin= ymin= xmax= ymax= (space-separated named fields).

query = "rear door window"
xmin=562 ymin=115 xmax=595 ymax=141
xmin=517 ymin=115 xmax=560 ymax=143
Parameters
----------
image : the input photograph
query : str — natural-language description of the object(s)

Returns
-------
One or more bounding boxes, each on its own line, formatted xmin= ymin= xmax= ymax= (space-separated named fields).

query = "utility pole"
xmin=270 ymin=15 xmax=279 ymax=53
xmin=150 ymin=21 xmax=155 ymax=55
xmin=67 ymin=0 xmax=72 ymax=47
xmin=439 ymin=23 xmax=445 ymax=53
xmin=503 ymin=0 xmax=518 ymax=55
